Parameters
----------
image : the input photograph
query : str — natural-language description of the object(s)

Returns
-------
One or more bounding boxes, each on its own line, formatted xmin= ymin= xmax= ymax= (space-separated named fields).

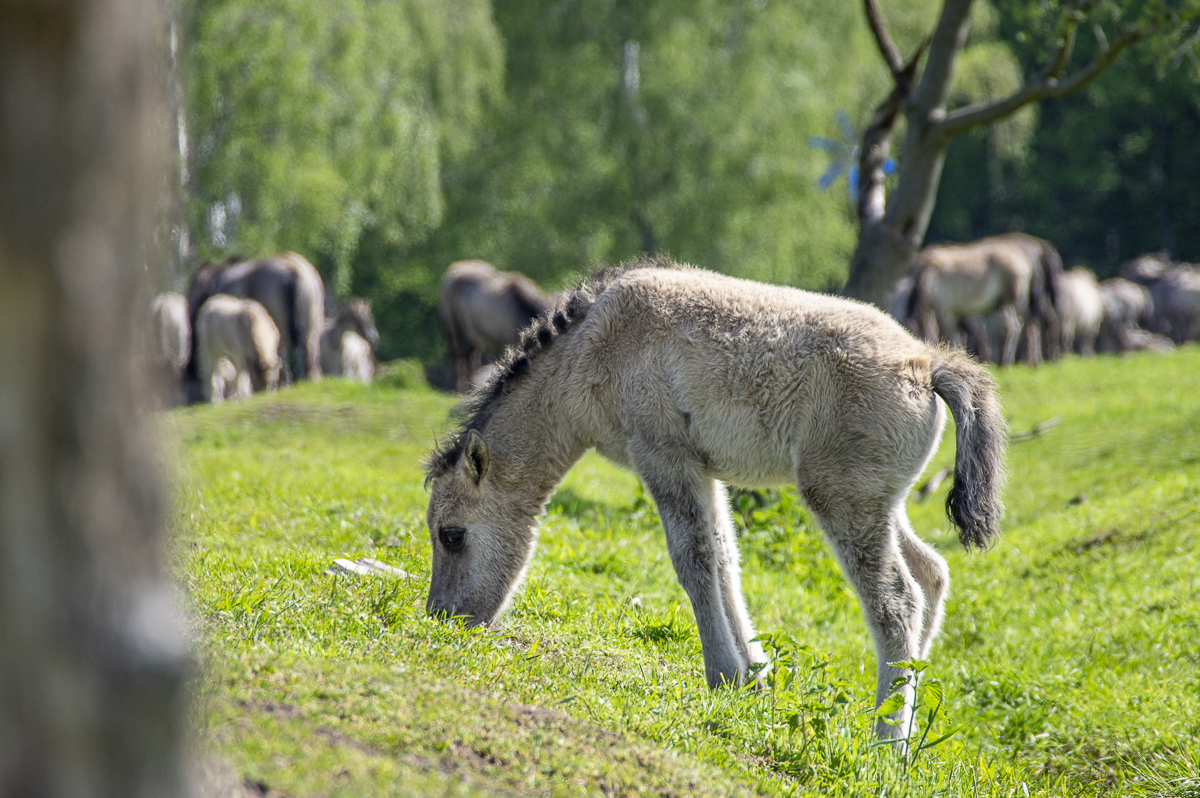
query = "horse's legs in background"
xmin=1078 ymin=325 xmax=1097 ymax=357
xmin=802 ymin=483 xmax=924 ymax=740
xmin=921 ymin=310 xmax=941 ymax=347
xmin=1060 ymin=316 xmax=1076 ymax=357
xmin=634 ymin=449 xmax=746 ymax=688
xmin=894 ymin=505 xmax=949 ymax=659
xmin=465 ymin=349 xmax=483 ymax=392
xmin=998 ymin=305 xmax=1022 ymax=366
xmin=235 ymin=371 xmax=252 ymax=399
xmin=937 ymin=311 xmax=965 ymax=351
xmin=1020 ymin=307 xmax=1043 ymax=366
xmin=709 ymin=480 xmax=766 ymax=682
xmin=961 ymin=316 xmax=993 ymax=363
xmin=278 ymin=347 xmax=295 ymax=387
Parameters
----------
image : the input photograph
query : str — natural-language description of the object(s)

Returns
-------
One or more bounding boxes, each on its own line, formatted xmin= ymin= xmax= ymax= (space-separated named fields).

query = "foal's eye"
xmin=438 ymin=526 xmax=466 ymax=552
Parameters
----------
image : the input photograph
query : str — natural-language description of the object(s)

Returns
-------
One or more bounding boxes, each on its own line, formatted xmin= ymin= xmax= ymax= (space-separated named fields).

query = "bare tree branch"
xmin=907 ymin=0 xmax=974 ymax=116
xmin=938 ymin=25 xmax=1145 ymax=138
xmin=865 ymin=0 xmax=904 ymax=76
xmin=857 ymin=41 xmax=927 ymax=224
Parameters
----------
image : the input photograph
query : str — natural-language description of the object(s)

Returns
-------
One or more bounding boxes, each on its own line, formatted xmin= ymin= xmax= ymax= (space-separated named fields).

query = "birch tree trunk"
xmin=0 ymin=0 xmax=191 ymax=795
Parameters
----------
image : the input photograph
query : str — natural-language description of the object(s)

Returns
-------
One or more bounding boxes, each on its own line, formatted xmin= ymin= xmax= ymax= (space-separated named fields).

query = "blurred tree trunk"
xmin=0 ymin=0 xmax=191 ymax=796
xmin=841 ymin=0 xmax=1157 ymax=308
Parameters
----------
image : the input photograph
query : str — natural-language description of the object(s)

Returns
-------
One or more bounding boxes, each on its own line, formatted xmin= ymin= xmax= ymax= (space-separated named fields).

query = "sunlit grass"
xmin=173 ymin=346 xmax=1200 ymax=796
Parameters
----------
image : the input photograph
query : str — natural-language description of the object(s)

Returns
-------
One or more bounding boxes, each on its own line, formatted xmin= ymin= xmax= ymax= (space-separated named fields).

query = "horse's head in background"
xmin=343 ymin=297 xmax=379 ymax=348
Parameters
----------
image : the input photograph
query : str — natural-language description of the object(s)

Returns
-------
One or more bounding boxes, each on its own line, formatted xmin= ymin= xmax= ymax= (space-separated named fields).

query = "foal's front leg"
xmin=710 ymin=481 xmax=767 ymax=683
xmin=634 ymin=456 xmax=747 ymax=688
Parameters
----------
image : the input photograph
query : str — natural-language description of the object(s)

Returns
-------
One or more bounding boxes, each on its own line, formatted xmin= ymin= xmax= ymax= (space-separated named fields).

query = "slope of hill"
xmin=170 ymin=348 xmax=1200 ymax=797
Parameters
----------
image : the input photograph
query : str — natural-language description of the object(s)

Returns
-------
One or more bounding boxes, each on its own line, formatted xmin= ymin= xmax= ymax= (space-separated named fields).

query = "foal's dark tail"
xmin=929 ymin=347 xmax=1008 ymax=550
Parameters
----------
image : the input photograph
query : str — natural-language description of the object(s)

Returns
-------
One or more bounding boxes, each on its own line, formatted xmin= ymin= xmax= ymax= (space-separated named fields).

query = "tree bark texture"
xmin=842 ymin=0 xmax=973 ymax=308
xmin=0 ymin=0 xmax=190 ymax=796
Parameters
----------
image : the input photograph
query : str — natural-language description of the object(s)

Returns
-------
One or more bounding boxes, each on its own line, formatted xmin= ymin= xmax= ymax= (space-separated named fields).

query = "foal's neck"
xmin=484 ymin=356 xmax=586 ymax=508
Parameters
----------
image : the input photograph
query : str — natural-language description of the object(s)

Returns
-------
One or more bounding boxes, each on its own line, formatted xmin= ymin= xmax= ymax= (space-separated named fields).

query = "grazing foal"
xmin=424 ymin=259 xmax=1006 ymax=740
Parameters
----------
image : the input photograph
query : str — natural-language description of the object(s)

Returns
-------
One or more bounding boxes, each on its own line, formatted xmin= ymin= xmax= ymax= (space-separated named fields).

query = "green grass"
xmin=170 ymin=348 xmax=1200 ymax=797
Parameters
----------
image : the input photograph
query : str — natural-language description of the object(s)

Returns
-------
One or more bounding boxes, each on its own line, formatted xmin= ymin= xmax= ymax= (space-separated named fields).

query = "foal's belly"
xmin=590 ymin=409 xmax=795 ymax=488
xmin=691 ymin=418 xmax=796 ymax=487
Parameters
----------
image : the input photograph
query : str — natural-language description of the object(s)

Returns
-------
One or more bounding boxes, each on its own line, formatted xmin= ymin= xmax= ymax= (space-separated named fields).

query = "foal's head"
xmin=425 ymin=429 xmax=536 ymax=626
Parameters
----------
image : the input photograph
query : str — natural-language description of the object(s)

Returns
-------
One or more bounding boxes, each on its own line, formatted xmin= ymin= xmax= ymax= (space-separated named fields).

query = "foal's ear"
xmin=461 ymin=429 xmax=489 ymax=484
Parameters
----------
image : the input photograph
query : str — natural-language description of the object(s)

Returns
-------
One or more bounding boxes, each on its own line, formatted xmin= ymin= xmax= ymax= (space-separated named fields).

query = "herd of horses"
xmin=147 ymin=252 xmax=379 ymax=404
xmin=438 ymin=239 xmax=1196 ymax=398
xmin=890 ymin=233 xmax=1191 ymax=367
xmin=155 ymin=235 xmax=1189 ymax=404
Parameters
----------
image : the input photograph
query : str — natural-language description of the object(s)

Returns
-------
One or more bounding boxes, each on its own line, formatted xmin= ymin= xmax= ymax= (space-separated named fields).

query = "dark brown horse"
xmin=439 ymin=260 xmax=551 ymax=392
xmin=186 ymin=251 xmax=325 ymax=384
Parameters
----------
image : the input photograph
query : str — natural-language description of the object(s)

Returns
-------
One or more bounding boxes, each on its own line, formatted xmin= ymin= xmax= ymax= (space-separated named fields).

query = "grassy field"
xmin=169 ymin=349 xmax=1200 ymax=797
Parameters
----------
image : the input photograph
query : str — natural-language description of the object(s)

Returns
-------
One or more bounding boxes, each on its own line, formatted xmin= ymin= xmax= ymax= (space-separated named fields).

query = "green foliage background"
xmin=178 ymin=0 xmax=1200 ymax=362
xmin=928 ymin=2 xmax=1200 ymax=275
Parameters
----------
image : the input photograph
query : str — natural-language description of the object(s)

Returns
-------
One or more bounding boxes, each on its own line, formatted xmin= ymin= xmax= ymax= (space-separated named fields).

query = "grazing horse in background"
xmin=1122 ymin=255 xmax=1200 ymax=344
xmin=187 ymin=251 xmax=324 ymax=383
xmin=1097 ymin=277 xmax=1171 ymax=353
xmin=148 ymin=292 xmax=190 ymax=375
xmin=440 ymin=260 xmax=551 ymax=392
xmin=424 ymin=258 xmax=1007 ymax=741
xmin=195 ymin=295 xmax=281 ymax=403
xmin=320 ymin=298 xmax=379 ymax=382
xmin=906 ymin=233 xmax=1061 ymax=366
xmin=147 ymin=292 xmax=190 ymax=406
xmin=1054 ymin=267 xmax=1103 ymax=356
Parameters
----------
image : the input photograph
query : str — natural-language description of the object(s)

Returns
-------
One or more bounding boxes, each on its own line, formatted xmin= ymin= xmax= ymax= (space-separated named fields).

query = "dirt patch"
xmin=257 ymin=403 xmax=312 ymax=422
xmin=1071 ymin=528 xmax=1150 ymax=555
xmin=257 ymin=403 xmax=360 ymax=424
xmin=236 ymin=699 xmax=301 ymax=721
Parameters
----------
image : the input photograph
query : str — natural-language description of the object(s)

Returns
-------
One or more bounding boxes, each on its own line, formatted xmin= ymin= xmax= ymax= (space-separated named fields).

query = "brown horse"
xmin=1121 ymin=255 xmax=1200 ymax=343
xmin=439 ymin=260 xmax=551 ymax=392
xmin=186 ymin=251 xmax=325 ymax=383
xmin=906 ymin=233 xmax=1061 ymax=366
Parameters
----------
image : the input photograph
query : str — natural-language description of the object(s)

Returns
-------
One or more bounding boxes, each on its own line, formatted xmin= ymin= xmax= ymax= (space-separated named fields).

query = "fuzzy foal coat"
xmin=424 ymin=262 xmax=1006 ymax=740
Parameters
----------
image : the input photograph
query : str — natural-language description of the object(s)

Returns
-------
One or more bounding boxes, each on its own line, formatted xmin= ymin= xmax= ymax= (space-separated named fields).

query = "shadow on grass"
xmin=548 ymin=487 xmax=613 ymax=519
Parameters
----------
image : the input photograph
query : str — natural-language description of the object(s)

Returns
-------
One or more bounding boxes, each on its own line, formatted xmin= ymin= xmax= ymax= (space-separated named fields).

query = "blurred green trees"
xmin=180 ymin=0 xmax=503 ymax=297
xmin=181 ymin=0 xmax=917 ymax=361
xmin=178 ymin=0 xmax=1199 ymax=362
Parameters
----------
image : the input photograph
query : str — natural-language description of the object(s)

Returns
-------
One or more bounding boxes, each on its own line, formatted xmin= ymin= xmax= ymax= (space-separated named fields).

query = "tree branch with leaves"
xmin=841 ymin=0 xmax=1200 ymax=307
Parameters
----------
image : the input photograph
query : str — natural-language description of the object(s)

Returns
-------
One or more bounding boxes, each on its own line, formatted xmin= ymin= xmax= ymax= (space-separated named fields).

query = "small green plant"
xmin=753 ymin=632 xmax=856 ymax=780
xmin=875 ymin=659 xmax=963 ymax=771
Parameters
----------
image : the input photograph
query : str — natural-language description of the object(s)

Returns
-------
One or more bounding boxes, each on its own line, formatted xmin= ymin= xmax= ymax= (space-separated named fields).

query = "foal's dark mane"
xmin=424 ymin=255 xmax=680 ymax=483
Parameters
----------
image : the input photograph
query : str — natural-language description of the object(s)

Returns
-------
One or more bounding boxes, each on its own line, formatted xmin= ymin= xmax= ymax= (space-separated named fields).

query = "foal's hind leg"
xmin=894 ymin=505 xmax=949 ymax=659
xmin=710 ymin=481 xmax=766 ymax=681
xmin=802 ymin=486 xmax=925 ymax=740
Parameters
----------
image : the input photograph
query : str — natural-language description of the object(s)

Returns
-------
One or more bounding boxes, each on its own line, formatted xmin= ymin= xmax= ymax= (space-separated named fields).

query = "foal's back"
xmin=570 ymin=267 xmax=944 ymax=490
